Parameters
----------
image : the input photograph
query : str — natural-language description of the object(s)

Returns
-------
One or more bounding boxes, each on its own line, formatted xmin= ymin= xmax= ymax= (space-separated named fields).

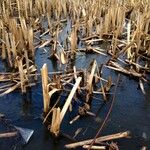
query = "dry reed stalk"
xmin=116 ymin=6 xmax=125 ymax=35
xmin=125 ymin=59 xmax=150 ymax=72
xmin=86 ymin=16 xmax=94 ymax=37
xmin=28 ymin=28 xmax=34 ymax=58
xmin=20 ymin=17 xmax=28 ymax=42
xmin=9 ymin=33 xmax=17 ymax=68
xmin=1 ymin=24 xmax=6 ymax=60
xmin=135 ymin=14 xmax=144 ymax=56
xmin=41 ymin=0 xmax=46 ymax=15
xmin=2 ymin=2 xmax=9 ymax=24
xmin=43 ymin=95 xmax=60 ymax=123
xmin=51 ymin=26 xmax=59 ymax=56
xmin=16 ymin=0 xmax=21 ymax=18
xmin=100 ymin=79 xmax=107 ymax=101
xmin=41 ymin=64 xmax=50 ymax=113
xmin=46 ymin=0 xmax=51 ymax=16
xmin=129 ymin=8 xmax=150 ymax=59
xmin=24 ymin=50 xmax=30 ymax=79
xmin=86 ymin=60 xmax=97 ymax=103
xmin=111 ymin=5 xmax=126 ymax=54
xmin=5 ymin=31 xmax=13 ymax=67
xmin=73 ymin=66 xmax=77 ymax=81
xmin=61 ymin=0 xmax=67 ymax=17
xmin=60 ymin=51 xmax=67 ymax=64
xmin=8 ymin=0 xmax=14 ymax=16
xmin=28 ymin=0 xmax=33 ymax=16
xmin=65 ymin=131 xmax=130 ymax=149
xmin=83 ymin=145 xmax=106 ymax=150
xmin=70 ymin=27 xmax=77 ymax=54
xmin=50 ymin=107 xmax=61 ymax=137
xmin=17 ymin=57 xmax=27 ymax=93
xmin=17 ymin=27 xmax=26 ymax=52
xmin=8 ymin=19 xmax=18 ymax=39
xmin=107 ymin=61 xmax=142 ymax=78
xmin=0 ymin=0 xmax=149 ymax=96
xmin=35 ymin=0 xmax=46 ymax=16
xmin=0 ymin=82 xmax=21 ymax=97
xmin=70 ymin=115 xmax=80 ymax=124
xmin=96 ymin=19 xmax=103 ymax=38
xmin=47 ymin=13 xmax=51 ymax=31
xmin=0 ymin=83 xmax=15 ymax=90
xmin=0 ymin=132 xmax=18 ymax=138
xmin=110 ymin=4 xmax=118 ymax=32
xmin=127 ymin=21 xmax=132 ymax=59
xmin=24 ymin=0 xmax=29 ymax=20
xmin=56 ymin=0 xmax=61 ymax=20
xmin=103 ymin=11 xmax=111 ymax=35
xmin=117 ymin=40 xmax=136 ymax=57
xmin=60 ymin=77 xmax=82 ymax=124
xmin=116 ymin=6 xmax=125 ymax=34
xmin=34 ymin=0 xmax=41 ymax=15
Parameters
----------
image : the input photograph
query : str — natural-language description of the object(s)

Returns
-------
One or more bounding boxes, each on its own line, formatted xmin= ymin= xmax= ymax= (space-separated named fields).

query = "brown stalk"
xmin=86 ymin=60 xmax=97 ymax=103
xmin=41 ymin=64 xmax=50 ymax=113
xmin=65 ymin=131 xmax=130 ymax=149
xmin=60 ymin=77 xmax=82 ymax=124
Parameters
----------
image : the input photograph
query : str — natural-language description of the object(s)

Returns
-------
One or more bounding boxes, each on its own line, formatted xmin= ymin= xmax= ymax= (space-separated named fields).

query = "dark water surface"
xmin=0 ymin=19 xmax=150 ymax=150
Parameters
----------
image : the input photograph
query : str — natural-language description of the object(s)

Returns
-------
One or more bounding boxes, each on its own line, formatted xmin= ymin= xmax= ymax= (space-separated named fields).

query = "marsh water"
xmin=0 ymin=19 xmax=150 ymax=150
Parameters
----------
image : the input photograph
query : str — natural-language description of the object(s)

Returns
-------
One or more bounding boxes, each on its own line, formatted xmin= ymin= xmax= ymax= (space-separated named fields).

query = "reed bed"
xmin=0 ymin=0 xmax=149 ymax=61
xmin=0 ymin=0 xmax=150 ymax=149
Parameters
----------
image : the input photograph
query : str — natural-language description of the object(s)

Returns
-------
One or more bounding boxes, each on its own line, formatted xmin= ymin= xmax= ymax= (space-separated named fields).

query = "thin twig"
xmin=88 ymin=74 xmax=120 ymax=150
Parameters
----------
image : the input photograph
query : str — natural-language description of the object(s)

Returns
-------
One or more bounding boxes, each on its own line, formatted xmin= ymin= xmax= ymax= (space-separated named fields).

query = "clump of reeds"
xmin=0 ymin=0 xmax=150 ymax=98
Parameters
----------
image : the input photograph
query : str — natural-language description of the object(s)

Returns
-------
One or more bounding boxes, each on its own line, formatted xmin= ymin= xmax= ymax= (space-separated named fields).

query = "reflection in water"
xmin=2 ymin=59 xmax=13 ymax=72
xmin=96 ymin=101 xmax=106 ymax=117
xmin=50 ymin=57 xmax=58 ymax=72
xmin=42 ymin=125 xmax=61 ymax=150
xmin=21 ymin=88 xmax=32 ymax=117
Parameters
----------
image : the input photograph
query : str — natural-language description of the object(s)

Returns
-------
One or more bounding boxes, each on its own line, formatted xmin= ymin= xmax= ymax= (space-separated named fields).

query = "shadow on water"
xmin=21 ymin=89 xmax=32 ymax=118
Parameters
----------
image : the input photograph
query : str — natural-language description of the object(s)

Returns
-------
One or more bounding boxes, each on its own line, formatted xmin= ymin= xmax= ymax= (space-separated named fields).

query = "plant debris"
xmin=0 ymin=0 xmax=150 ymax=149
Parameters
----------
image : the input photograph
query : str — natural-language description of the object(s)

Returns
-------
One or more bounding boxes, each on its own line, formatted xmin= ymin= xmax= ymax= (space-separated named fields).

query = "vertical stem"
xmin=41 ymin=64 xmax=49 ymax=113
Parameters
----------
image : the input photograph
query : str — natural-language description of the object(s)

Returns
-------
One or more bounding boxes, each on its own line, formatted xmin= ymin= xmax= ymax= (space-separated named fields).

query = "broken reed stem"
xmin=41 ymin=63 xmax=49 ymax=113
xmin=127 ymin=21 xmax=131 ymax=59
xmin=49 ymin=77 xmax=82 ymax=136
xmin=86 ymin=60 xmax=97 ymax=103
xmin=43 ymin=96 xmax=60 ymax=123
xmin=24 ymin=50 xmax=30 ymax=78
xmin=28 ymin=28 xmax=34 ymax=58
xmin=5 ymin=31 xmax=13 ymax=67
xmin=107 ymin=61 xmax=142 ymax=78
xmin=17 ymin=57 xmax=26 ymax=93
xmin=0 ymin=82 xmax=21 ymax=97
xmin=60 ymin=77 xmax=82 ymax=124
xmin=50 ymin=107 xmax=61 ymax=137
xmin=9 ymin=33 xmax=17 ymax=68
xmin=0 ymin=132 xmax=18 ymax=138
xmin=83 ymin=145 xmax=106 ymax=150
xmin=1 ymin=24 xmax=6 ymax=60
xmin=70 ymin=27 xmax=77 ymax=54
xmin=65 ymin=131 xmax=130 ymax=149
xmin=70 ymin=115 xmax=80 ymax=124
